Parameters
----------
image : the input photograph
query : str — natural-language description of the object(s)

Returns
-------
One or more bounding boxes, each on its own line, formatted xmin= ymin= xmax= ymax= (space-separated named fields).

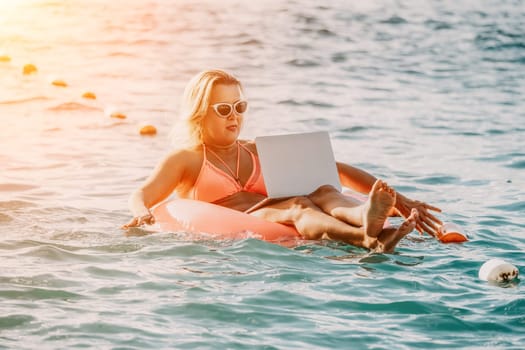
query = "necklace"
xmin=205 ymin=141 xmax=241 ymax=184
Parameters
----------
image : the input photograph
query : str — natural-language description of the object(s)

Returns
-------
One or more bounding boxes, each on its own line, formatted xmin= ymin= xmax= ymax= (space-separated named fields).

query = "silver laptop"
xmin=245 ymin=131 xmax=341 ymax=213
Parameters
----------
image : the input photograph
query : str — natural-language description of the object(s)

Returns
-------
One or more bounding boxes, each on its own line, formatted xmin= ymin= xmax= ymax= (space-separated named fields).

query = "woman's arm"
xmin=336 ymin=162 xmax=442 ymax=236
xmin=123 ymin=150 xmax=190 ymax=228
xmin=336 ymin=162 xmax=377 ymax=194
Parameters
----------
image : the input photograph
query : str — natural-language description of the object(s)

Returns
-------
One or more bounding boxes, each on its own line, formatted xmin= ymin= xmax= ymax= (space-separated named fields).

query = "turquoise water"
xmin=1 ymin=0 xmax=524 ymax=348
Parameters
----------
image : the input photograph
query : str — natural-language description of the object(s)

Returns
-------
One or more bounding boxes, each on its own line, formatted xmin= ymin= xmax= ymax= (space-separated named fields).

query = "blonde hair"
xmin=171 ymin=69 xmax=242 ymax=148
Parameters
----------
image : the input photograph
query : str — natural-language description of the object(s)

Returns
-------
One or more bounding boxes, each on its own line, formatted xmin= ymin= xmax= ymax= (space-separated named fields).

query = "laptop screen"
xmin=255 ymin=131 xmax=341 ymax=198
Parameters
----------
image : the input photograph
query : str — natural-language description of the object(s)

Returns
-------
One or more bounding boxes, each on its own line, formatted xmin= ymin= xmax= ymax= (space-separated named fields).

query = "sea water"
xmin=1 ymin=0 xmax=524 ymax=349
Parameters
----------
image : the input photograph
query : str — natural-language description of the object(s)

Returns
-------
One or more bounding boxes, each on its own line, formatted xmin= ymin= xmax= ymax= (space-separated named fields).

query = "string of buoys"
xmin=1 ymin=55 xmax=157 ymax=136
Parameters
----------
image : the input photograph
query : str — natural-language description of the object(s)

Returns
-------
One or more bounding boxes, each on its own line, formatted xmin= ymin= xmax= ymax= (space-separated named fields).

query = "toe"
xmin=371 ymin=179 xmax=382 ymax=192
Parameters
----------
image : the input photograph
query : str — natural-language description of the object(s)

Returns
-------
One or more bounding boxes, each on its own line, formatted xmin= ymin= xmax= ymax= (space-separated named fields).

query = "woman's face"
xmin=201 ymin=83 xmax=245 ymax=147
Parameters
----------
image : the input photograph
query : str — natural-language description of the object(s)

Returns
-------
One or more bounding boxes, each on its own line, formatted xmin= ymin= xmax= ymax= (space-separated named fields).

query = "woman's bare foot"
xmin=362 ymin=180 xmax=396 ymax=238
xmin=373 ymin=209 xmax=418 ymax=253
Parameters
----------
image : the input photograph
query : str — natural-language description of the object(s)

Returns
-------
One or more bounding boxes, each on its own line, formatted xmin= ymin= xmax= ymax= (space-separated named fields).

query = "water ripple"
xmin=47 ymin=102 xmax=101 ymax=112
xmin=0 ymin=183 xmax=39 ymax=192
xmin=1 ymin=0 xmax=525 ymax=349
xmin=285 ymin=58 xmax=321 ymax=67
xmin=380 ymin=15 xmax=408 ymax=25
xmin=0 ymin=314 xmax=35 ymax=330
xmin=0 ymin=287 xmax=83 ymax=301
xmin=488 ymin=201 xmax=525 ymax=212
xmin=0 ymin=96 xmax=50 ymax=105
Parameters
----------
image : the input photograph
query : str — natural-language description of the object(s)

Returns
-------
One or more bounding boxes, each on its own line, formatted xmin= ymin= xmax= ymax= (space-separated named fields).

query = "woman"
xmin=123 ymin=69 xmax=442 ymax=252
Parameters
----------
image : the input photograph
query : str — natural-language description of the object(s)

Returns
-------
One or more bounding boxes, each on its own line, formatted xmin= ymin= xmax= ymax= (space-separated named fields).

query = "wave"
xmin=506 ymin=160 xmax=525 ymax=169
xmin=475 ymin=29 xmax=525 ymax=52
xmin=0 ymin=200 xmax=36 ymax=210
xmin=107 ymin=51 xmax=137 ymax=57
xmin=0 ymin=287 xmax=83 ymax=301
xmin=380 ymin=15 xmax=407 ymax=25
xmin=339 ymin=125 xmax=369 ymax=133
xmin=0 ymin=314 xmax=35 ymax=330
xmin=424 ymin=19 xmax=453 ymax=30
xmin=0 ymin=213 xmax=13 ymax=222
xmin=0 ymin=183 xmax=38 ymax=192
xmin=286 ymin=58 xmax=321 ymax=67
xmin=278 ymin=99 xmax=334 ymax=108
xmin=239 ymin=39 xmax=264 ymax=46
xmin=0 ymin=96 xmax=50 ymax=105
xmin=47 ymin=102 xmax=102 ymax=112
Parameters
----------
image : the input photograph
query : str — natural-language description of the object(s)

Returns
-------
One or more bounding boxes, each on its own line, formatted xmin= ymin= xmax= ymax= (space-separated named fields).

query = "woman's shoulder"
xmin=162 ymin=146 xmax=203 ymax=166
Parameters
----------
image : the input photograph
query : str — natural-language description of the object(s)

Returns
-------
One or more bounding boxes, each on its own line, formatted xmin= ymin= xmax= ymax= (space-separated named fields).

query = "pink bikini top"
xmin=192 ymin=142 xmax=267 ymax=203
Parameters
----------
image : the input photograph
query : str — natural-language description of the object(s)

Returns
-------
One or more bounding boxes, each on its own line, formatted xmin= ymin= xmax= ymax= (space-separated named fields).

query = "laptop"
xmin=245 ymin=131 xmax=341 ymax=213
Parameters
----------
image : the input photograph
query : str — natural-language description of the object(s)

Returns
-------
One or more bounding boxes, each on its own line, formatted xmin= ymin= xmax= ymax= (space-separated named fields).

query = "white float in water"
xmin=479 ymin=259 xmax=519 ymax=282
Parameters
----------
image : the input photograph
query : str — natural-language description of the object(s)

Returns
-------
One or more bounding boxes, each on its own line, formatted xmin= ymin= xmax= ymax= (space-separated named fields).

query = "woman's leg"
xmin=251 ymin=196 xmax=417 ymax=252
xmin=308 ymin=180 xmax=396 ymax=238
xmin=307 ymin=185 xmax=364 ymax=225
xmin=250 ymin=196 xmax=375 ymax=248
xmin=373 ymin=209 xmax=418 ymax=253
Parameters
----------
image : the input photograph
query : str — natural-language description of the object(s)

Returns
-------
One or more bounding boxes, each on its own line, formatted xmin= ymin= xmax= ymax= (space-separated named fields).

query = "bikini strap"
xmin=239 ymin=142 xmax=260 ymax=162
xmin=204 ymin=141 xmax=241 ymax=184
xmin=236 ymin=142 xmax=240 ymax=180
xmin=238 ymin=142 xmax=261 ymax=187
xmin=202 ymin=143 xmax=206 ymax=160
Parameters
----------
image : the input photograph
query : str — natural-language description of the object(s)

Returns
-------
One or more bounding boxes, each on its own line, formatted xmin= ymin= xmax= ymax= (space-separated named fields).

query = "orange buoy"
xmin=110 ymin=112 xmax=127 ymax=119
xmin=436 ymin=222 xmax=468 ymax=243
xmin=51 ymin=79 xmax=68 ymax=87
xmin=139 ymin=124 xmax=157 ymax=136
xmin=82 ymin=91 xmax=97 ymax=99
xmin=439 ymin=232 xmax=468 ymax=243
xmin=0 ymin=55 xmax=11 ymax=62
xmin=23 ymin=64 xmax=38 ymax=75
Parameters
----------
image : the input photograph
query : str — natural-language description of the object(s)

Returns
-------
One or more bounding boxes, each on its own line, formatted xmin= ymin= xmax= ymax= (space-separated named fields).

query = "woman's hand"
xmin=122 ymin=212 xmax=155 ymax=229
xmin=395 ymin=192 xmax=442 ymax=237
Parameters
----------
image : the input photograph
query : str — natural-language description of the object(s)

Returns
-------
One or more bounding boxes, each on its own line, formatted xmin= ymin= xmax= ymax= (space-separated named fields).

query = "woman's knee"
xmin=309 ymin=184 xmax=339 ymax=198
xmin=289 ymin=196 xmax=315 ymax=209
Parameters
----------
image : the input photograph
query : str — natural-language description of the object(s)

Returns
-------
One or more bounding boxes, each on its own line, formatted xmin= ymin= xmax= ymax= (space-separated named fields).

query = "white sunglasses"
xmin=210 ymin=100 xmax=248 ymax=118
